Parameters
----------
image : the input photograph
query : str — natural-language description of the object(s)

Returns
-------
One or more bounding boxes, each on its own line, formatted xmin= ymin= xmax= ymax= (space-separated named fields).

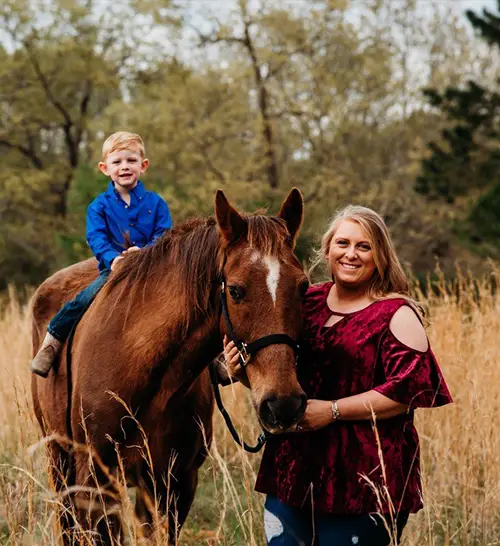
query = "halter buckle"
xmin=238 ymin=343 xmax=251 ymax=367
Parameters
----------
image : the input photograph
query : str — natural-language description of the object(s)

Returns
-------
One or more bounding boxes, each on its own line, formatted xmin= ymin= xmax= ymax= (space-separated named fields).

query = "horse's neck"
xmin=122 ymin=278 xmax=222 ymax=379
xmin=131 ymin=306 xmax=221 ymax=400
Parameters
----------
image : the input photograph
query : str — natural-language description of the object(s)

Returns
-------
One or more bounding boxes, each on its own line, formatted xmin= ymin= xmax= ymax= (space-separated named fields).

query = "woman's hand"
xmin=223 ymin=336 xmax=240 ymax=370
xmin=295 ymin=399 xmax=333 ymax=432
xmin=222 ymin=335 xmax=250 ymax=388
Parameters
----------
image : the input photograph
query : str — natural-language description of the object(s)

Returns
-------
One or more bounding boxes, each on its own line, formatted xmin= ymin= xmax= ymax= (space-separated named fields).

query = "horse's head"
xmin=215 ymin=188 xmax=308 ymax=433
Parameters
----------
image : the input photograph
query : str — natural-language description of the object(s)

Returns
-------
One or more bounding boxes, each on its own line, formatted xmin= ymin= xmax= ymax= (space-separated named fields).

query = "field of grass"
xmin=0 ymin=274 xmax=499 ymax=545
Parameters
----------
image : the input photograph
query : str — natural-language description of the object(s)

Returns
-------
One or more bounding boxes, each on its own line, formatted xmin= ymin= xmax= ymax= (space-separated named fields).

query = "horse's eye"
xmin=228 ymin=285 xmax=245 ymax=303
xmin=298 ymin=280 xmax=310 ymax=299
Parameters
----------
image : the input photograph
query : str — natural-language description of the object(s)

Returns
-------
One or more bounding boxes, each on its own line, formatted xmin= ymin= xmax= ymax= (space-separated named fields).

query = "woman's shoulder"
xmin=369 ymin=297 xmax=428 ymax=351
xmin=305 ymin=281 xmax=331 ymax=298
xmin=388 ymin=305 xmax=428 ymax=352
xmin=369 ymin=295 xmax=420 ymax=315
xmin=357 ymin=296 xmax=406 ymax=318
xmin=304 ymin=281 xmax=331 ymax=304
xmin=302 ymin=282 xmax=331 ymax=316
xmin=352 ymin=296 xmax=416 ymax=333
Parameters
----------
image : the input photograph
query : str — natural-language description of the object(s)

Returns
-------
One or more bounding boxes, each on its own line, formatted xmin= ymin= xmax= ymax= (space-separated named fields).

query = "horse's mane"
xmin=104 ymin=214 xmax=290 ymax=329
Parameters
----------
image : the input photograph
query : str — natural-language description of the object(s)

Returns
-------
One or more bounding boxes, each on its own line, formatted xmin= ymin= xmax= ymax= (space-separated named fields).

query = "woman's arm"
xmin=298 ymin=306 xmax=426 ymax=431
xmin=298 ymin=392 xmax=408 ymax=431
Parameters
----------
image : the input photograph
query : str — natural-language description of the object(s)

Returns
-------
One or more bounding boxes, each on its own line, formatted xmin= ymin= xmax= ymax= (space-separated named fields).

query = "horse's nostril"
xmin=260 ymin=393 xmax=306 ymax=428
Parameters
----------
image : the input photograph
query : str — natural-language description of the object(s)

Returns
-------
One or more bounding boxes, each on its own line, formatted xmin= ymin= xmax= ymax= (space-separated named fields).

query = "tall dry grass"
xmin=0 ymin=274 xmax=499 ymax=545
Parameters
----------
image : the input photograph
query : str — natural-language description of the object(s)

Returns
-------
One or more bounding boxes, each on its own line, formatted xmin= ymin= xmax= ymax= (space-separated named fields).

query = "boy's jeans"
xmin=48 ymin=268 xmax=111 ymax=342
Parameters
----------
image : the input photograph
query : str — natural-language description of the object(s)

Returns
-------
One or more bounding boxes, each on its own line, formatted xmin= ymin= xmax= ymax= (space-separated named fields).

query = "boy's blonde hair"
xmin=101 ymin=132 xmax=146 ymax=160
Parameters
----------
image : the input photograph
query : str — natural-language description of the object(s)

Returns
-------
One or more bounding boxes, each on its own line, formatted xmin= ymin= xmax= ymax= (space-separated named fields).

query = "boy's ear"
xmin=141 ymin=158 xmax=150 ymax=173
xmin=98 ymin=162 xmax=108 ymax=176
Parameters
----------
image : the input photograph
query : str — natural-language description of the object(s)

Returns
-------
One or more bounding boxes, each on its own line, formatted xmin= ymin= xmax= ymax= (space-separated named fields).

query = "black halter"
xmin=219 ymin=280 xmax=299 ymax=368
xmin=209 ymin=278 xmax=300 ymax=453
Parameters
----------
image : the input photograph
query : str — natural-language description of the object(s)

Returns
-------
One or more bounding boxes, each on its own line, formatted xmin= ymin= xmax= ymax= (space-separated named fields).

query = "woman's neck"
xmin=327 ymin=281 xmax=374 ymax=312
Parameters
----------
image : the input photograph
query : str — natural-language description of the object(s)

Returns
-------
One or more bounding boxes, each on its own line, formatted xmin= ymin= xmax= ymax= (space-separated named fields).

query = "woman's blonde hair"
xmin=312 ymin=205 xmax=418 ymax=306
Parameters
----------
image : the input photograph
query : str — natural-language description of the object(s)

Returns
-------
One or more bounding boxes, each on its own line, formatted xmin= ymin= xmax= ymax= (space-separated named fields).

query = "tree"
xmin=0 ymin=0 xmax=178 ymax=217
xmin=0 ymin=0 xmax=178 ymax=286
xmin=416 ymin=2 xmax=500 ymax=253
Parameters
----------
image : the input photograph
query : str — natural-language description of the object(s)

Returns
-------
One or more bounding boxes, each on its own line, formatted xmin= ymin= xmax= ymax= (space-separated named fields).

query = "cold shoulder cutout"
xmin=389 ymin=305 xmax=428 ymax=353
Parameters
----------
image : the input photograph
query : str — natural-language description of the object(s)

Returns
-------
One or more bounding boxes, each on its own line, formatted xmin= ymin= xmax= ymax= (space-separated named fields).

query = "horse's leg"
xmin=46 ymin=441 xmax=76 ymax=546
xmin=165 ymin=468 xmax=199 ymax=545
xmin=73 ymin=452 xmax=123 ymax=546
xmin=134 ymin=466 xmax=198 ymax=545
xmin=132 ymin=466 xmax=157 ymax=540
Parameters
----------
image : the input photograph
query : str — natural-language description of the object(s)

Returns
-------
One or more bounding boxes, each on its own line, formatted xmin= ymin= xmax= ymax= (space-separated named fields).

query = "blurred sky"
xmin=179 ymin=0 xmax=499 ymax=21
xmin=460 ymin=0 xmax=497 ymax=12
xmin=178 ymin=0 xmax=500 ymax=42
xmin=176 ymin=0 xmax=499 ymax=66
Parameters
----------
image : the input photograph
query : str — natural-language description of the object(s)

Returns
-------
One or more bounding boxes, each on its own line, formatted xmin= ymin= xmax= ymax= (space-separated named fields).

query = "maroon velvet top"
xmin=255 ymin=282 xmax=452 ymax=514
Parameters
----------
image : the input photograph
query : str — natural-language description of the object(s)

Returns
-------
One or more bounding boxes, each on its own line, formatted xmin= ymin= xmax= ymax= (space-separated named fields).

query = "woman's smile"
xmin=338 ymin=262 xmax=361 ymax=270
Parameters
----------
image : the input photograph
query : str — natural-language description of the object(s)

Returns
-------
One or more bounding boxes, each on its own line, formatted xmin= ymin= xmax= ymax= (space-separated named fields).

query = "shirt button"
xmin=148 ymin=210 xmax=152 ymax=214
xmin=125 ymin=205 xmax=129 ymax=208
xmin=139 ymin=197 xmax=142 ymax=200
xmin=129 ymin=223 xmax=135 ymax=227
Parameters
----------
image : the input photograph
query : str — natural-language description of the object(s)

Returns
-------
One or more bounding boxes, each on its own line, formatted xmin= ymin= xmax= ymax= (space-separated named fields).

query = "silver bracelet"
xmin=331 ymin=400 xmax=340 ymax=422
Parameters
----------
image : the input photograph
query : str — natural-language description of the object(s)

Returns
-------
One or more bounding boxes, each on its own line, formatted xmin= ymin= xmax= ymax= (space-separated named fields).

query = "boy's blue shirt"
xmin=86 ymin=180 xmax=173 ymax=271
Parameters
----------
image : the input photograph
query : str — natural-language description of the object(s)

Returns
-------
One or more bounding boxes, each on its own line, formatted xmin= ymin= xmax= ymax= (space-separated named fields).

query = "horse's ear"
xmin=278 ymin=187 xmax=303 ymax=246
xmin=215 ymin=190 xmax=247 ymax=244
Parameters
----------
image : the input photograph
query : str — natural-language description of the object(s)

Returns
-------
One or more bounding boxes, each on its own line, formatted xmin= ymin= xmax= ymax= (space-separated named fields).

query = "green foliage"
xmin=56 ymin=164 xmax=109 ymax=266
xmin=417 ymin=82 xmax=500 ymax=202
xmin=462 ymin=182 xmax=500 ymax=258
xmin=0 ymin=0 xmax=495 ymax=287
xmin=418 ymin=2 xmax=500 ymax=255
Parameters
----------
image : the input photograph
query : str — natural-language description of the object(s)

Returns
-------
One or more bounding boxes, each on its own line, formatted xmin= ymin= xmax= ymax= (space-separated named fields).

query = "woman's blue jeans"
xmin=48 ymin=268 xmax=110 ymax=342
xmin=264 ymin=496 xmax=409 ymax=546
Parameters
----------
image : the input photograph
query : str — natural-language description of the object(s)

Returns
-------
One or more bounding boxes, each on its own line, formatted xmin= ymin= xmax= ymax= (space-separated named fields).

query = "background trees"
xmin=0 ymin=0 xmax=496 ymax=287
xmin=417 ymin=1 xmax=500 ymax=259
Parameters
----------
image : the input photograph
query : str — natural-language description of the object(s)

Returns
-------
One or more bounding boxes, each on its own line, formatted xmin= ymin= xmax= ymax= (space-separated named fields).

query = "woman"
xmin=224 ymin=205 xmax=452 ymax=545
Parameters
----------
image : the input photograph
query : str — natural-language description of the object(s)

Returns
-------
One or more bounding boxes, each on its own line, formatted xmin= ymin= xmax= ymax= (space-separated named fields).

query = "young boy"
xmin=31 ymin=131 xmax=173 ymax=377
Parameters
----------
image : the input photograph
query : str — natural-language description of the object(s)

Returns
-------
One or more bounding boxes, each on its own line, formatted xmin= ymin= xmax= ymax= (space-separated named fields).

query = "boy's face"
xmin=98 ymin=147 xmax=149 ymax=191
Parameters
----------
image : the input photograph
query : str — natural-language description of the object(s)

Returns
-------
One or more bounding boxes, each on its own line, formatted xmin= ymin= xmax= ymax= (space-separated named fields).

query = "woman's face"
xmin=328 ymin=220 xmax=377 ymax=288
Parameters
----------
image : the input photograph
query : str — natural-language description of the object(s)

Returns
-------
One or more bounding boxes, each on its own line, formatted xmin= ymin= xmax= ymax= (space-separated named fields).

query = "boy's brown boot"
xmin=31 ymin=332 xmax=63 ymax=378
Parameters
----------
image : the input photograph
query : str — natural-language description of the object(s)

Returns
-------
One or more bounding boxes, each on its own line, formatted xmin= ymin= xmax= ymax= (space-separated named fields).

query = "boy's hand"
xmin=122 ymin=246 xmax=141 ymax=255
xmin=111 ymin=255 xmax=125 ymax=271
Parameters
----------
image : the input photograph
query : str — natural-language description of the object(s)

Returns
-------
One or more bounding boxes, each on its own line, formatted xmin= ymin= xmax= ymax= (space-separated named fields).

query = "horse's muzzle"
xmin=259 ymin=392 xmax=307 ymax=432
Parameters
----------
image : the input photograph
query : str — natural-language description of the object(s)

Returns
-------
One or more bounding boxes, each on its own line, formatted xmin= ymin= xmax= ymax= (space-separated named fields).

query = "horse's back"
xmin=31 ymin=258 xmax=99 ymax=352
xmin=32 ymin=258 xmax=99 ymax=436
xmin=31 ymin=256 xmax=214 ymax=482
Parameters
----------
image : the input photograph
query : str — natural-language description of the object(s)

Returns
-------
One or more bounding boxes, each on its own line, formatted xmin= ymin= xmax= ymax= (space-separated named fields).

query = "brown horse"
xmin=31 ymin=189 xmax=308 ymax=544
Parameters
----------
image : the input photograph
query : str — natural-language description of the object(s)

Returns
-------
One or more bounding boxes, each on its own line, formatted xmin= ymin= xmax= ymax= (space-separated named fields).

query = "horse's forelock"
xmin=246 ymin=216 xmax=290 ymax=258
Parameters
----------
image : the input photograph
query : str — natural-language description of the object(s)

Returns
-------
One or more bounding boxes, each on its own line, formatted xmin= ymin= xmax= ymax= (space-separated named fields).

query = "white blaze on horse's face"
xmin=263 ymin=256 xmax=280 ymax=306
xmin=250 ymin=252 xmax=281 ymax=306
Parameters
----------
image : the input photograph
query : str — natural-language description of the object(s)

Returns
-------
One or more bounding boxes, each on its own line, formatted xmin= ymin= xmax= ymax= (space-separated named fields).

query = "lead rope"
xmin=208 ymin=360 xmax=269 ymax=453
